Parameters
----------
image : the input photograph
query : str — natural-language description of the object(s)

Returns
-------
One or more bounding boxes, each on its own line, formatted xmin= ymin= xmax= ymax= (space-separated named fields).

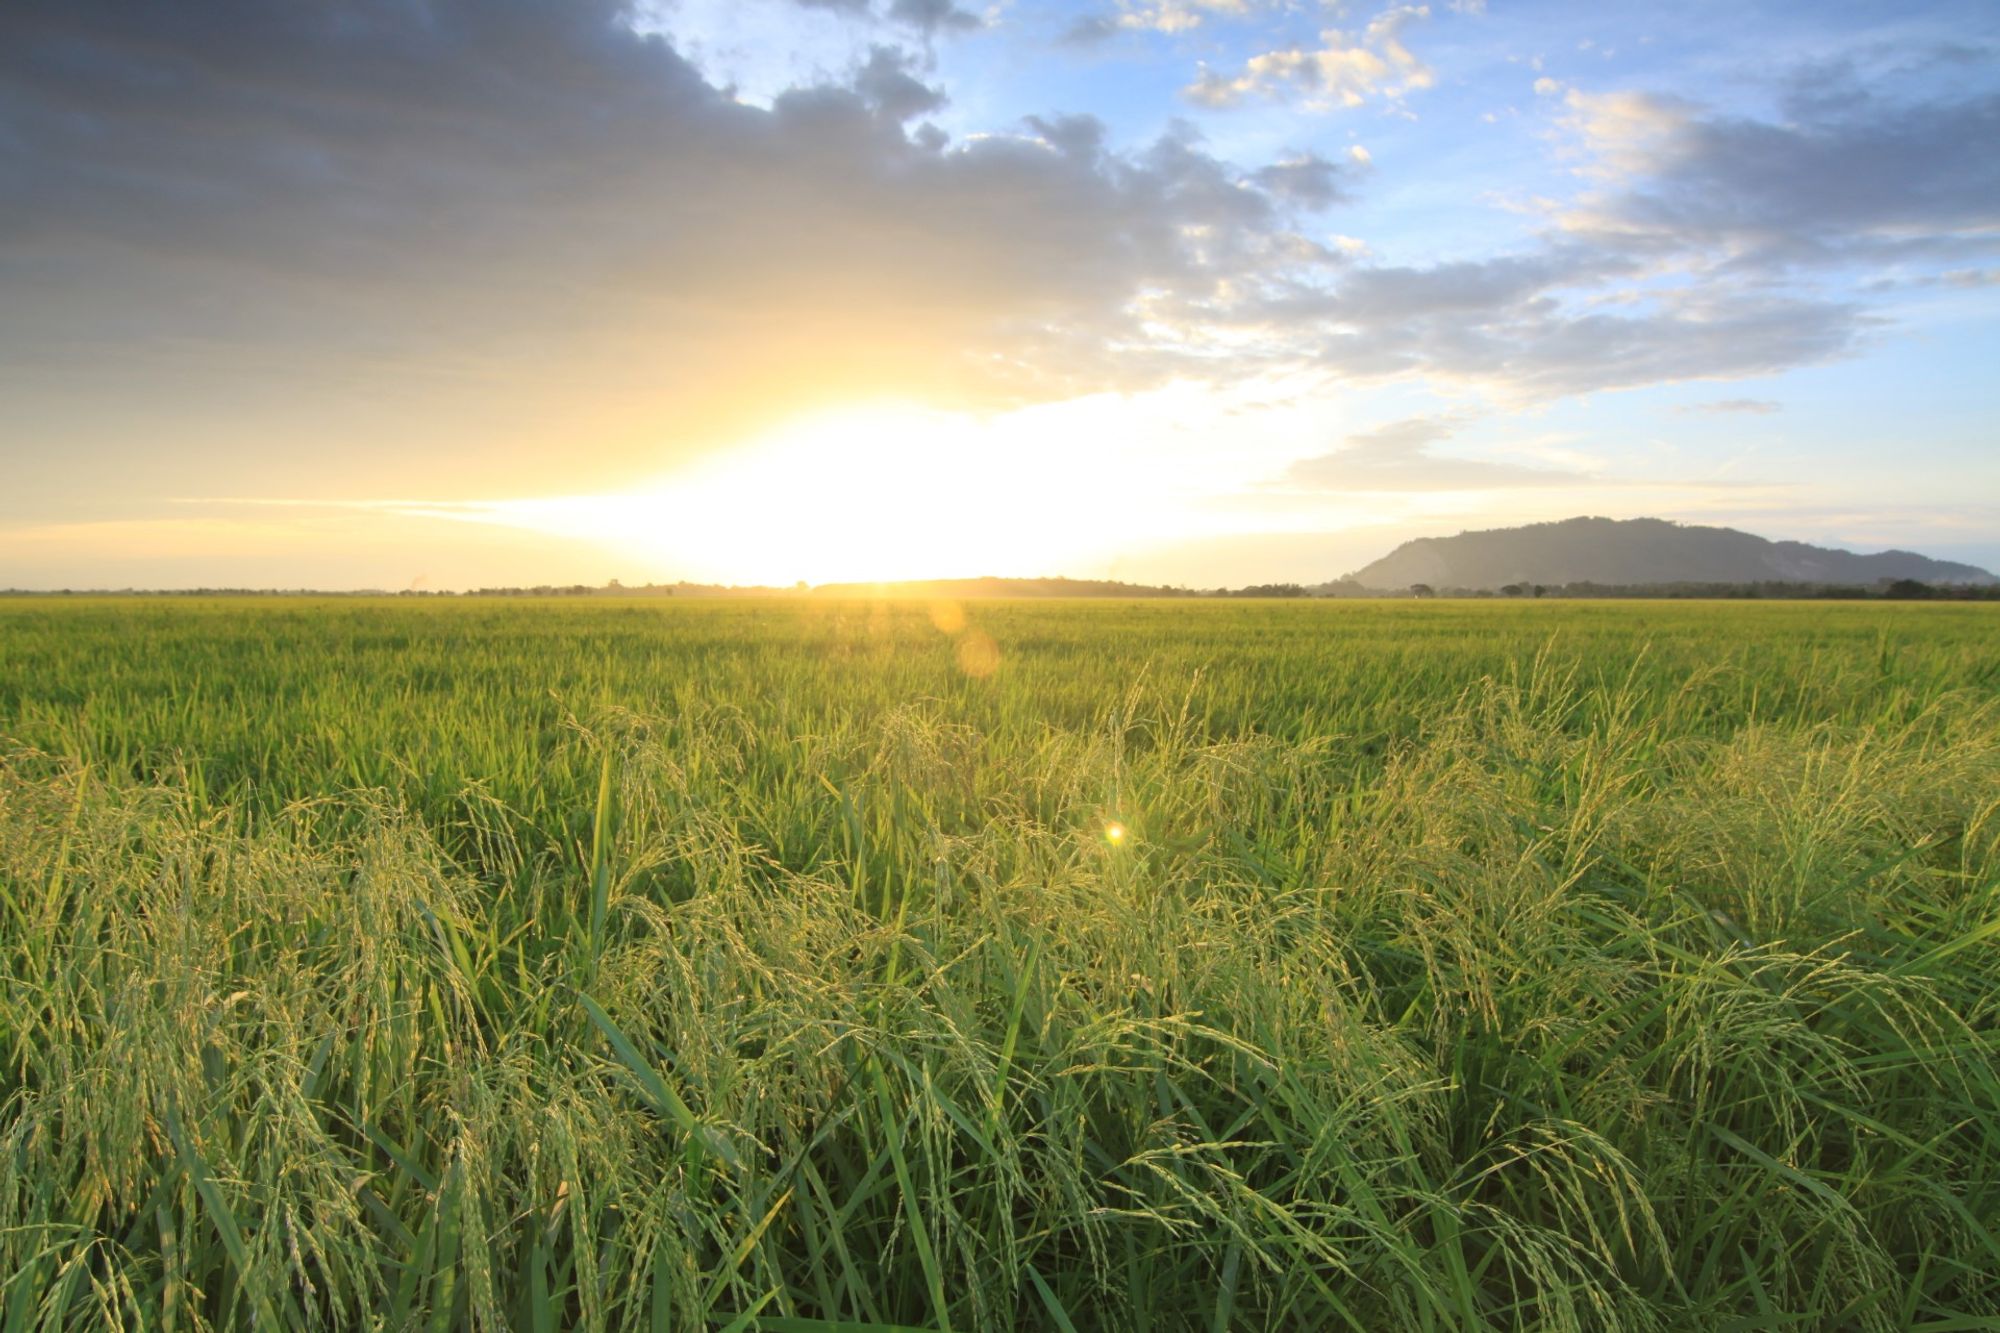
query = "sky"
xmin=2 ymin=0 xmax=1996 ymax=589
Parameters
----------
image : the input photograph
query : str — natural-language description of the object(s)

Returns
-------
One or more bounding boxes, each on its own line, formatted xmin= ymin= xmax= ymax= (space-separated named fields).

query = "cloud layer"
xmin=0 ymin=0 xmax=1344 ymax=486
xmin=1 ymin=0 xmax=1993 ymax=503
xmin=1555 ymin=79 xmax=2000 ymax=269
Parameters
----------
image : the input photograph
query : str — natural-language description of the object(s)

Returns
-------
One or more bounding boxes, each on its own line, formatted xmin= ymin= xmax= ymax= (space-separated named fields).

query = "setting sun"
xmin=453 ymin=396 xmax=1238 ymax=586
xmin=648 ymin=403 xmax=1043 ymax=584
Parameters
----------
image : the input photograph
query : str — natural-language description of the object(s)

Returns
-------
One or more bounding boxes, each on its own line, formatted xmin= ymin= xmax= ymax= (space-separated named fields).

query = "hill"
xmin=1346 ymin=517 xmax=1997 ymax=592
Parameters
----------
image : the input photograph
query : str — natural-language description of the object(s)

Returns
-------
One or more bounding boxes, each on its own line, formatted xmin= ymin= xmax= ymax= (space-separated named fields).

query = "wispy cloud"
xmin=1283 ymin=415 xmax=1593 ymax=492
xmin=1678 ymin=398 xmax=1782 ymax=416
xmin=1114 ymin=1 xmax=1261 ymax=37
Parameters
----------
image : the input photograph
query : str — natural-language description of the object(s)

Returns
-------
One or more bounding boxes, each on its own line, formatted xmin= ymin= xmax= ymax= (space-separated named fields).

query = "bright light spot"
xmin=471 ymin=389 xmax=1287 ymax=584
xmin=375 ymin=376 xmax=1399 ymax=586
xmin=929 ymin=600 xmax=966 ymax=634
xmin=956 ymin=630 xmax=1000 ymax=678
xmin=628 ymin=401 xmax=1176 ymax=584
xmin=1105 ymin=821 xmax=1127 ymax=844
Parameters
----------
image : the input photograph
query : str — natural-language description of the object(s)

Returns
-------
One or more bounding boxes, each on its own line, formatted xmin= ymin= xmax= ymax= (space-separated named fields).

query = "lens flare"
xmin=929 ymin=600 xmax=966 ymax=634
xmin=956 ymin=630 xmax=1000 ymax=678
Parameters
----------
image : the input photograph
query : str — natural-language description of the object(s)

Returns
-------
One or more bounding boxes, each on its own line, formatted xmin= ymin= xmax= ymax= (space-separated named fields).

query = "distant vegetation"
xmin=11 ymin=573 xmax=1998 ymax=601
xmin=2 ymin=597 xmax=1996 ymax=1329
xmin=808 ymin=576 xmax=1189 ymax=599
xmin=8 ymin=515 xmax=1994 ymax=603
xmin=1333 ymin=578 xmax=2000 ymax=602
xmin=1216 ymin=582 xmax=1313 ymax=598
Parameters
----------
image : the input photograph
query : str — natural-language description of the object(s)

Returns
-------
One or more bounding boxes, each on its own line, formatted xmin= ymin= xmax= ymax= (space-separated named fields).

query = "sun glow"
xmin=655 ymin=404 xmax=1058 ymax=584
xmin=399 ymin=379 xmax=1361 ymax=586
xmin=508 ymin=396 xmax=1224 ymax=585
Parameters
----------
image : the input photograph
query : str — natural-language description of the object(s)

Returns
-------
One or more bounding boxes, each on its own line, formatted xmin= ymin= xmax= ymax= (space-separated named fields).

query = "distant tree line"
xmin=1377 ymin=580 xmax=2000 ymax=601
xmin=463 ymin=583 xmax=665 ymax=597
xmin=5 ymin=577 xmax=1995 ymax=601
xmin=1217 ymin=583 xmax=1312 ymax=598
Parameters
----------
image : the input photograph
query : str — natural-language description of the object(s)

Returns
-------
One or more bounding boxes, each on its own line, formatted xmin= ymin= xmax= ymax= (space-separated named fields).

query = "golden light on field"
xmin=1104 ymin=821 xmax=1128 ymax=845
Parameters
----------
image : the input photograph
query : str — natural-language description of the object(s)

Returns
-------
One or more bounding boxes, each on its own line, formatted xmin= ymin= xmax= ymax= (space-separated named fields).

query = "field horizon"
xmin=5 ymin=512 xmax=1995 ymax=598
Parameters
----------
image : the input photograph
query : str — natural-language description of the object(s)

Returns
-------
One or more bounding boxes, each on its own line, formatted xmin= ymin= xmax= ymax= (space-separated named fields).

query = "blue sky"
xmin=1 ymin=0 xmax=1995 ymax=587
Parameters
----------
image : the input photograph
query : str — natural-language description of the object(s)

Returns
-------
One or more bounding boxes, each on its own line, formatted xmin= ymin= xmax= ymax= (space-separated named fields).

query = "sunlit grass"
xmin=0 ymin=597 xmax=1995 ymax=1328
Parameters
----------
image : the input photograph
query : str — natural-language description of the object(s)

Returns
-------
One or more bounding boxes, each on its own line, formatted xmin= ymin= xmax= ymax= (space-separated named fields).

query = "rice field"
xmin=1 ymin=596 xmax=1996 ymax=1330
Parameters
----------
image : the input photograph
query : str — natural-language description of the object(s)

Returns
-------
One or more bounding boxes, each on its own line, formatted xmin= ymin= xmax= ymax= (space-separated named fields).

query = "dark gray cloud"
xmin=1328 ymin=249 xmax=1628 ymax=321
xmin=1286 ymin=415 xmax=1590 ymax=491
xmin=853 ymin=45 xmax=947 ymax=120
xmin=1209 ymin=67 xmax=1993 ymax=402
xmin=886 ymin=0 xmax=983 ymax=35
xmin=1323 ymin=72 xmax=2000 ymax=400
xmin=0 ymin=0 xmax=1329 ymax=480
xmin=1251 ymin=154 xmax=1346 ymax=210
xmin=1317 ymin=288 xmax=1861 ymax=399
xmin=1024 ymin=113 xmax=1109 ymax=160
xmin=1212 ymin=243 xmax=1859 ymax=399
xmin=1301 ymin=70 xmax=1998 ymax=397
xmin=789 ymin=0 xmax=983 ymax=34
xmin=1059 ymin=15 xmax=1120 ymax=47
xmin=1560 ymin=83 xmax=2000 ymax=270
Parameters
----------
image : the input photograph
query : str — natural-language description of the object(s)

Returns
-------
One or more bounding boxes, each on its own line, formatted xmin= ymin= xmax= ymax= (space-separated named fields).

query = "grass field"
xmin=1 ymin=597 xmax=1996 ymax=1330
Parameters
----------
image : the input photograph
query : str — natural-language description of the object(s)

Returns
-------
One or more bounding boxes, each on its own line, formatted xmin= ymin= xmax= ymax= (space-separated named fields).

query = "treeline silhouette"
xmin=1366 ymin=580 xmax=2000 ymax=601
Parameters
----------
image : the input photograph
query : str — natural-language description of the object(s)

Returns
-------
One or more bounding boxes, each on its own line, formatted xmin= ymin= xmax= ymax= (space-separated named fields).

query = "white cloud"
xmin=1184 ymin=6 xmax=1434 ymax=110
xmin=1112 ymin=0 xmax=1258 ymax=35
xmin=1557 ymin=87 xmax=1693 ymax=176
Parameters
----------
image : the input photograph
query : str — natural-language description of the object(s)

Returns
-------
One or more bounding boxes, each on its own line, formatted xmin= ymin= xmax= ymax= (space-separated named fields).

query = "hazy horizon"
xmin=4 ymin=513 xmax=1996 ymax=594
xmin=5 ymin=1 xmax=1998 ymax=589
